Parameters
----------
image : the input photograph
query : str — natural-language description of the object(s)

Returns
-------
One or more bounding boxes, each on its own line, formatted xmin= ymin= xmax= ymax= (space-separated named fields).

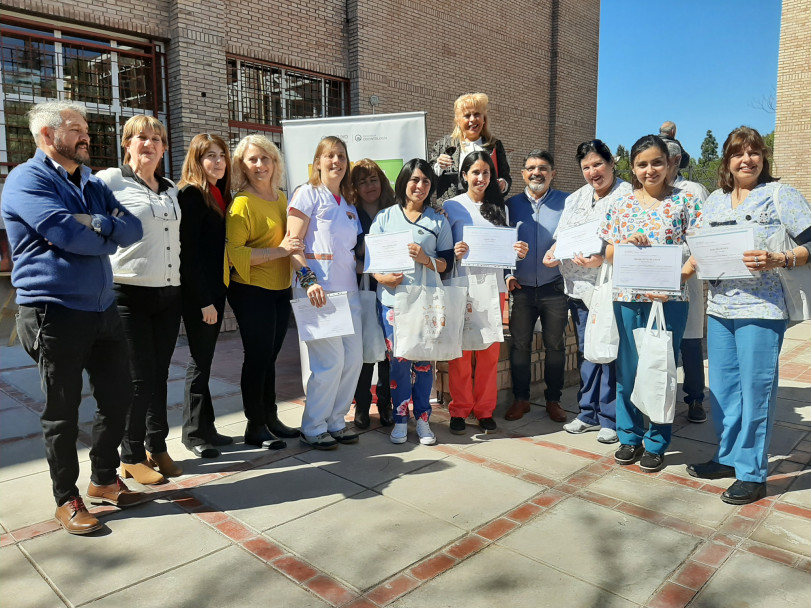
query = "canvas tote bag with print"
xmin=584 ymin=263 xmax=619 ymax=364
xmin=445 ymin=265 xmax=503 ymax=351
xmin=630 ymin=301 xmax=677 ymax=424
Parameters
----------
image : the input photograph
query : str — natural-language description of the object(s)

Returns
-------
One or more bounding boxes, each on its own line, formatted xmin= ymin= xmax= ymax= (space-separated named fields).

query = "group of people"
xmin=2 ymin=95 xmax=810 ymax=536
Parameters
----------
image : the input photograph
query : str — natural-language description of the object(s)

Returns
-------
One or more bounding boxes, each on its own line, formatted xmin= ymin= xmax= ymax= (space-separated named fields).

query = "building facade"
xmin=1 ymin=0 xmax=600 ymax=192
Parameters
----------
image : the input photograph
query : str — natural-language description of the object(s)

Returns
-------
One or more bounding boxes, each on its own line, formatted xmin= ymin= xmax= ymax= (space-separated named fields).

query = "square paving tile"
xmin=691 ymin=551 xmax=811 ymax=607
xmin=0 ymin=466 xmax=93 ymax=531
xmin=467 ymin=435 xmax=593 ymax=480
xmin=376 ymin=456 xmax=538 ymax=530
xmin=499 ymin=497 xmax=699 ymax=604
xmin=268 ymin=490 xmax=463 ymax=589
xmin=510 ymin=418 xmax=620 ymax=456
xmin=83 ymin=545 xmax=329 ymax=607
xmin=751 ymin=510 xmax=811 ymax=559
xmin=22 ymin=500 xmax=229 ymax=606
xmin=0 ymin=405 xmax=42 ymax=440
xmin=0 ymin=388 xmax=25 ymax=411
xmin=0 ymin=345 xmax=36 ymax=370
xmin=193 ymin=456 xmax=366 ymax=531
xmin=391 ymin=544 xmax=636 ymax=608
xmin=297 ymin=429 xmax=448 ymax=489
xmin=0 ymin=545 xmax=64 ymax=608
xmin=588 ymin=470 xmax=735 ymax=527
xmin=780 ymin=470 xmax=811 ymax=509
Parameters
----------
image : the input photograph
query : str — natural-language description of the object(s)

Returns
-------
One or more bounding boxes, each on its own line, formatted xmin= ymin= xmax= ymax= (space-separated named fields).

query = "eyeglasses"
xmin=523 ymin=165 xmax=552 ymax=173
xmin=139 ymin=183 xmax=179 ymax=222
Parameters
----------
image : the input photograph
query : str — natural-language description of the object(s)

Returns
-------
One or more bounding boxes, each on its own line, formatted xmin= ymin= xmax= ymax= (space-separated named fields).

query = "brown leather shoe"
xmin=121 ymin=461 xmax=166 ymax=485
xmin=146 ymin=450 xmax=184 ymax=477
xmin=505 ymin=399 xmax=531 ymax=421
xmin=546 ymin=400 xmax=567 ymax=423
xmin=55 ymin=497 xmax=102 ymax=535
xmin=87 ymin=477 xmax=143 ymax=507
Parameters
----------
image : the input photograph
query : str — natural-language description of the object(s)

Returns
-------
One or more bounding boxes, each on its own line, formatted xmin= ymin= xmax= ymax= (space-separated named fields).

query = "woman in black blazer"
xmin=429 ymin=93 xmax=512 ymax=204
xmin=178 ymin=134 xmax=232 ymax=458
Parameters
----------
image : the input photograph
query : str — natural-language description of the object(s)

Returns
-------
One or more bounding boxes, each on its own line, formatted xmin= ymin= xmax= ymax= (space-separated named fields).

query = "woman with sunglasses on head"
xmin=351 ymin=159 xmax=396 ymax=429
xmin=543 ymin=139 xmax=631 ymax=445
xmin=97 ymin=115 xmax=183 ymax=483
xmin=370 ymin=159 xmax=454 ymax=445
xmin=226 ymin=135 xmax=302 ymax=451
xmin=177 ymin=134 xmax=232 ymax=459
xmin=444 ymin=151 xmax=529 ymax=436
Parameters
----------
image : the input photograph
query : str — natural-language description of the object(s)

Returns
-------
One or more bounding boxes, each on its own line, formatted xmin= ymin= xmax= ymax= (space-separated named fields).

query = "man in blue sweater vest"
xmin=2 ymin=101 xmax=143 ymax=534
xmin=504 ymin=150 xmax=569 ymax=422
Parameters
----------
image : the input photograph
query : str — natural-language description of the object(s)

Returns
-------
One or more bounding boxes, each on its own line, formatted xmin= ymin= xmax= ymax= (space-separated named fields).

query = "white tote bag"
xmin=630 ymin=301 xmax=677 ymax=424
xmin=359 ymin=274 xmax=386 ymax=364
xmin=445 ymin=267 xmax=504 ymax=351
xmin=584 ymin=263 xmax=619 ymax=364
xmin=392 ymin=260 xmax=466 ymax=361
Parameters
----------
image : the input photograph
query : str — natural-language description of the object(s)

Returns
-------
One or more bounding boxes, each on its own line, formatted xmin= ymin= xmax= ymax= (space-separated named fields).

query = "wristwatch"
xmin=91 ymin=216 xmax=103 ymax=234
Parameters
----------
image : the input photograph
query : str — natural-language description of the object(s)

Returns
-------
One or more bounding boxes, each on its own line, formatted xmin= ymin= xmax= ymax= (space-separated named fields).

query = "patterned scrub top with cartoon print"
xmin=700 ymin=182 xmax=811 ymax=320
xmin=599 ymin=190 xmax=701 ymax=302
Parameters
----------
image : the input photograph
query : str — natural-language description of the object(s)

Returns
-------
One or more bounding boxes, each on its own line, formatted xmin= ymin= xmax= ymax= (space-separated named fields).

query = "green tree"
xmin=614 ymin=144 xmax=631 ymax=182
xmin=699 ymin=130 xmax=719 ymax=166
xmin=615 ymin=144 xmax=629 ymax=163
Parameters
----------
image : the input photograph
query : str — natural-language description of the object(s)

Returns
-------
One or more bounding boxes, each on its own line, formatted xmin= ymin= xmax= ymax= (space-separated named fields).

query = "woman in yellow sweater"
xmin=227 ymin=135 xmax=303 ymax=449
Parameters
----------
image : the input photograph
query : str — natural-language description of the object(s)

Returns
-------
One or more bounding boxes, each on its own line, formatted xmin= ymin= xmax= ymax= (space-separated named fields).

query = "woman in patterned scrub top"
xmin=685 ymin=126 xmax=811 ymax=505
xmin=600 ymin=135 xmax=700 ymax=473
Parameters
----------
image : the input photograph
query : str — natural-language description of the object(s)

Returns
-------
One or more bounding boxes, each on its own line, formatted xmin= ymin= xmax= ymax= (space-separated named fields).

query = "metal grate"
xmin=1 ymin=34 xmax=57 ymax=97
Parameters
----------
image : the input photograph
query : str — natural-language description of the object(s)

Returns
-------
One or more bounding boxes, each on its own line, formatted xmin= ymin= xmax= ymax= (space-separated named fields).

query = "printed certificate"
xmin=688 ymin=227 xmax=755 ymax=280
xmin=613 ymin=244 xmax=682 ymax=293
xmin=461 ymin=225 xmax=518 ymax=269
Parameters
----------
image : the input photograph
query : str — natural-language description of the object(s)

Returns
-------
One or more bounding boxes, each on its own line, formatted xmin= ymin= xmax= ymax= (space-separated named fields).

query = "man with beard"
xmin=503 ymin=150 xmax=570 ymax=422
xmin=1 ymin=101 xmax=143 ymax=534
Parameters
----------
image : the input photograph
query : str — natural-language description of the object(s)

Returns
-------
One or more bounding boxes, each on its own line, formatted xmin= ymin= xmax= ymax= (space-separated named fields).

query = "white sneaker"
xmin=416 ymin=418 xmax=436 ymax=445
xmin=390 ymin=422 xmax=408 ymax=444
xmin=597 ymin=428 xmax=619 ymax=444
xmin=563 ymin=418 xmax=599 ymax=434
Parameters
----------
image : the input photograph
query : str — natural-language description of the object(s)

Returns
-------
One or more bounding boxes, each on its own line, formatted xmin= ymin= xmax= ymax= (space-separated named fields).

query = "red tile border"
xmin=691 ymin=542 xmax=733 ymax=567
xmin=272 ymin=556 xmax=319 ymax=583
xmin=577 ymin=489 xmax=621 ymax=509
xmin=660 ymin=516 xmax=714 ymax=539
xmin=409 ymin=553 xmax=456 ymax=581
xmin=454 ymin=451 xmax=487 ymax=465
xmin=195 ymin=510 xmax=230 ymax=525
xmin=742 ymin=542 xmax=799 ymax=566
xmin=719 ymin=516 xmax=756 ymax=538
xmin=737 ymin=503 xmax=769 ymax=520
xmin=446 ymin=535 xmax=487 ymax=560
xmin=345 ymin=599 xmax=378 ymax=608
xmin=305 ymin=575 xmax=358 ymax=606
xmin=176 ymin=473 xmax=223 ymax=488
xmin=711 ymin=533 xmax=741 ymax=547
xmin=476 ymin=517 xmax=519 ymax=541
xmin=483 ymin=461 xmax=522 ymax=476
xmin=566 ymin=447 xmax=603 ymax=461
xmin=242 ymin=537 xmax=285 ymax=562
xmin=170 ymin=494 xmax=204 ymax=512
xmin=0 ymin=533 xmax=14 ymax=547
xmin=556 ymin=483 xmax=579 ymax=495
xmin=774 ymin=502 xmax=811 ymax=520
xmin=518 ymin=472 xmax=558 ymax=487
xmin=617 ymin=502 xmax=666 ymax=524
xmin=530 ymin=489 xmax=568 ymax=508
xmin=366 ymin=574 xmax=419 ymax=605
xmin=659 ymin=472 xmax=704 ymax=490
xmin=11 ymin=520 xmax=61 ymax=541
xmin=647 ymin=582 xmax=696 ymax=608
xmin=565 ymin=472 xmax=599 ymax=487
xmin=699 ymin=483 xmax=725 ymax=495
xmin=585 ymin=461 xmax=613 ymax=475
xmin=671 ymin=560 xmax=716 ymax=590
xmin=534 ymin=440 xmax=569 ymax=452
xmin=215 ymin=519 xmax=255 ymax=542
xmin=506 ymin=503 xmax=542 ymax=523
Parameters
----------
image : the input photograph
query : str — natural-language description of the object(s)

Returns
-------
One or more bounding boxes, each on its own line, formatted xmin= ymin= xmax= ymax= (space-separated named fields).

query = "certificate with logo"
xmin=461 ymin=225 xmax=518 ymax=269
xmin=613 ymin=244 xmax=682 ymax=293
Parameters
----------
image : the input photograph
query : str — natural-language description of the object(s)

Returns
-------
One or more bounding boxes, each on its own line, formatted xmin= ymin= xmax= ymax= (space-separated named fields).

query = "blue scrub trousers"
xmin=570 ymin=298 xmax=616 ymax=429
xmin=707 ymin=315 xmax=786 ymax=482
xmin=614 ymin=301 xmax=688 ymax=455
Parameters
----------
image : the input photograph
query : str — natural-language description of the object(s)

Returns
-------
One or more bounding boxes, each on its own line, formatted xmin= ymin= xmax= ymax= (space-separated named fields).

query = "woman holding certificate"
xmin=370 ymin=159 xmax=454 ymax=445
xmin=600 ymin=135 xmax=700 ymax=472
xmin=226 ymin=135 xmax=302 ymax=450
xmin=686 ymin=126 xmax=811 ymax=505
xmin=444 ymin=152 xmax=529 ymax=435
xmin=544 ymin=139 xmax=631 ymax=445
xmin=288 ymin=136 xmax=363 ymax=450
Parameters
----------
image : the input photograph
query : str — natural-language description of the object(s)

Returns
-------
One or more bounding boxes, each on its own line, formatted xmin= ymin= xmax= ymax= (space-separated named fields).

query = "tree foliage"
xmin=699 ymin=130 xmax=719 ymax=166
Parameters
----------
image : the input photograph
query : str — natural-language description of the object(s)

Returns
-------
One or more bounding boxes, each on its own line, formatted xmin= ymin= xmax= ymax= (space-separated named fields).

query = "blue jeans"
xmin=614 ymin=301 xmax=688 ymax=455
xmin=509 ymin=281 xmax=569 ymax=401
xmin=707 ymin=316 xmax=786 ymax=482
xmin=680 ymin=338 xmax=705 ymax=404
xmin=570 ymin=299 xmax=616 ymax=429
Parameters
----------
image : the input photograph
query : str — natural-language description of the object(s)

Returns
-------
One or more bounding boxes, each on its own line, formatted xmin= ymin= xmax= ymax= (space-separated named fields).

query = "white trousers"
xmin=298 ymin=290 xmax=363 ymax=437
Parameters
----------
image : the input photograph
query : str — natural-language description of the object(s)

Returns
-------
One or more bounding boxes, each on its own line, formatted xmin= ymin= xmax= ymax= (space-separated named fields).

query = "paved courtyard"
xmin=1 ymin=324 xmax=810 ymax=607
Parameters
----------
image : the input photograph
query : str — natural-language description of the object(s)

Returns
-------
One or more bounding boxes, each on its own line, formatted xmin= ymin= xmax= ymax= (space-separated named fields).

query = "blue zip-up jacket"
xmin=1 ymin=149 xmax=143 ymax=311
xmin=505 ymin=188 xmax=568 ymax=287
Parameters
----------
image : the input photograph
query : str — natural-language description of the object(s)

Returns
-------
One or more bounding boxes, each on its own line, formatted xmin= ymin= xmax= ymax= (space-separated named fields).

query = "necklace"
xmin=636 ymin=187 xmax=667 ymax=210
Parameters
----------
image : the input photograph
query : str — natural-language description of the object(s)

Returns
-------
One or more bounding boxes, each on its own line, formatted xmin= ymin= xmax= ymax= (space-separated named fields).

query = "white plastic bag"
xmin=360 ymin=274 xmax=386 ymax=364
xmin=630 ymin=301 xmax=677 ymax=424
xmin=445 ymin=268 xmax=503 ymax=351
xmin=393 ymin=259 xmax=466 ymax=361
xmin=584 ymin=263 xmax=619 ymax=364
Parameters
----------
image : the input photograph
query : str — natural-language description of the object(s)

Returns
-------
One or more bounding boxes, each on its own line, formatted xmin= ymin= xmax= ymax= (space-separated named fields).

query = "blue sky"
xmin=596 ymin=0 xmax=782 ymax=159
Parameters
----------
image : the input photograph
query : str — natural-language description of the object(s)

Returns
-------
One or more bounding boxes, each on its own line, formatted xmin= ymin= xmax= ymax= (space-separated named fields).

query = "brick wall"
xmin=775 ymin=0 xmax=811 ymax=199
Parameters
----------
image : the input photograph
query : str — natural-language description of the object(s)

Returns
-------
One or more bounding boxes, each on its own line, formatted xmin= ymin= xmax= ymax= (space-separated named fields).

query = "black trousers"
xmin=181 ymin=292 xmax=226 ymax=448
xmin=227 ymin=282 xmax=291 ymax=424
xmin=354 ymin=359 xmax=391 ymax=411
xmin=114 ymin=284 xmax=182 ymax=464
xmin=16 ymin=303 xmax=131 ymax=506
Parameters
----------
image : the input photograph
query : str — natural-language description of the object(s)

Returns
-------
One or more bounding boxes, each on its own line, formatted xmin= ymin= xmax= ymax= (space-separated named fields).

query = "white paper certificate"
xmin=687 ymin=227 xmax=755 ymax=280
xmin=291 ymin=291 xmax=354 ymax=341
xmin=613 ymin=244 xmax=683 ymax=293
xmin=363 ymin=231 xmax=414 ymax=274
xmin=554 ymin=220 xmax=603 ymax=260
xmin=461 ymin=225 xmax=518 ymax=268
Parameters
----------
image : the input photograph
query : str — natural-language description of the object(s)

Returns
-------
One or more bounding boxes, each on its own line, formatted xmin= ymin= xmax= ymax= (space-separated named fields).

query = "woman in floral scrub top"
xmin=601 ymin=135 xmax=700 ymax=473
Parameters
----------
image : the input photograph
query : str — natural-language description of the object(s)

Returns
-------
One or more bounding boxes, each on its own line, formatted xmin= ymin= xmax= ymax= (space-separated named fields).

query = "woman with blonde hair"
xmin=288 ymin=136 xmax=364 ymax=449
xmin=429 ymin=93 xmax=512 ymax=203
xmin=351 ymin=159 xmax=395 ymax=428
xmin=178 ymin=133 xmax=232 ymax=458
xmin=227 ymin=135 xmax=302 ymax=449
xmin=97 ymin=114 xmax=183 ymax=483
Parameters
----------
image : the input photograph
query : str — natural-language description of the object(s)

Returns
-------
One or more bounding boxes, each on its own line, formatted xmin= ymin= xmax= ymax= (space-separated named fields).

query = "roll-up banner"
xmin=281 ymin=112 xmax=428 ymax=191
